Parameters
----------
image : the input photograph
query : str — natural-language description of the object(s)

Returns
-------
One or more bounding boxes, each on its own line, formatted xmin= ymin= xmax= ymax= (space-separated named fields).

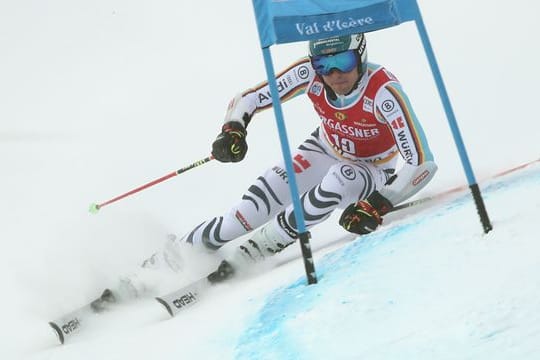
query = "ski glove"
xmin=211 ymin=122 xmax=248 ymax=163
xmin=339 ymin=191 xmax=393 ymax=235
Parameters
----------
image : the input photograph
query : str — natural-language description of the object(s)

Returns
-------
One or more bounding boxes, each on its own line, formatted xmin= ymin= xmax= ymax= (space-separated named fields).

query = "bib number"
xmin=330 ymin=134 xmax=356 ymax=155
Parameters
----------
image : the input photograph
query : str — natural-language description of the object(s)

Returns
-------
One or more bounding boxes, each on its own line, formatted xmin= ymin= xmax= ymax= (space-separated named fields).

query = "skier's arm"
xmin=224 ymin=57 xmax=315 ymax=128
xmin=339 ymin=81 xmax=438 ymax=235
xmin=212 ymin=57 xmax=315 ymax=162
xmin=373 ymin=81 xmax=438 ymax=205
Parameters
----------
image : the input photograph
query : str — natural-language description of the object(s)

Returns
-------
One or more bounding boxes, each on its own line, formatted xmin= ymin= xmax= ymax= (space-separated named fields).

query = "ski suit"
xmin=179 ymin=57 xmax=436 ymax=252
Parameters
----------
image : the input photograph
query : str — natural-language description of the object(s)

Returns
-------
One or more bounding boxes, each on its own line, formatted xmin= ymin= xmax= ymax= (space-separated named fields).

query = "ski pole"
xmin=389 ymin=157 xmax=540 ymax=213
xmin=388 ymin=184 xmax=465 ymax=213
xmin=89 ymin=155 xmax=214 ymax=214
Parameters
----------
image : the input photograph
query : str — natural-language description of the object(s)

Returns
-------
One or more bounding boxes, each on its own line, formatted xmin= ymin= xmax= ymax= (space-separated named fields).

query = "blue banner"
xmin=253 ymin=0 xmax=418 ymax=47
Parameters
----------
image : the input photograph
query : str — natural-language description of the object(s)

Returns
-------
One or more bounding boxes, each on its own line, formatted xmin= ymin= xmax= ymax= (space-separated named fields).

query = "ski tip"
xmin=155 ymin=297 xmax=174 ymax=317
xmin=48 ymin=321 xmax=65 ymax=345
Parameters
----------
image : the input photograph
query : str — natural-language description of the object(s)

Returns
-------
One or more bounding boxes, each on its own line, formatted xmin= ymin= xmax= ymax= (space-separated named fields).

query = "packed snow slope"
xmin=235 ymin=164 xmax=540 ymax=360
xmin=1 ymin=0 xmax=539 ymax=359
xmin=20 ymin=159 xmax=540 ymax=360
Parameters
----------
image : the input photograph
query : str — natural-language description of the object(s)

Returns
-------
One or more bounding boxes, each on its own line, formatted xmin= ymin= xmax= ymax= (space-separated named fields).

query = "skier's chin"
xmin=332 ymin=85 xmax=354 ymax=96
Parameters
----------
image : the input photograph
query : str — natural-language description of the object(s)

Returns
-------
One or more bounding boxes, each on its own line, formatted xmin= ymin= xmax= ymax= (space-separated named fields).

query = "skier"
xmin=121 ymin=33 xmax=438 ymax=297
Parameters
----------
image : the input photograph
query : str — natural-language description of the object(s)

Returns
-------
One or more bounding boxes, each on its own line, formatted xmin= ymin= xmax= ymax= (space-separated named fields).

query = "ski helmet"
xmin=308 ymin=33 xmax=367 ymax=76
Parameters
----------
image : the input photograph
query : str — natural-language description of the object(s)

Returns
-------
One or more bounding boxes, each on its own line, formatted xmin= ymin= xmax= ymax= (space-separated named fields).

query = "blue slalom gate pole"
xmin=411 ymin=3 xmax=492 ymax=233
xmin=259 ymin=46 xmax=317 ymax=284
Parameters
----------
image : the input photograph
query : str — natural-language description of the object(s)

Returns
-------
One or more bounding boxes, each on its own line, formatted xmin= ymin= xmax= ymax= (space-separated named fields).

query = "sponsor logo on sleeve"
xmin=285 ymin=75 xmax=294 ymax=87
xmin=398 ymin=130 xmax=414 ymax=164
xmin=390 ymin=116 xmax=405 ymax=130
xmin=412 ymin=170 xmax=430 ymax=186
xmin=381 ymin=99 xmax=395 ymax=113
xmin=296 ymin=65 xmax=310 ymax=80
xmin=257 ymin=77 xmax=293 ymax=104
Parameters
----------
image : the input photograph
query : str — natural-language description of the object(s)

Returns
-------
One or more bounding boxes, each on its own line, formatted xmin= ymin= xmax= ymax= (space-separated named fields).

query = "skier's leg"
xmin=178 ymin=129 xmax=336 ymax=251
xmin=231 ymin=160 xmax=391 ymax=265
xmin=111 ymin=234 xmax=186 ymax=301
xmin=112 ymin=132 xmax=334 ymax=299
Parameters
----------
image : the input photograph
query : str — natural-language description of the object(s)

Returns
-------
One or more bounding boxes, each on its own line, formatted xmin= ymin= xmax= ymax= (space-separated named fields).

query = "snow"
xmin=1 ymin=1 xmax=539 ymax=359
xmin=236 ymin=168 xmax=540 ymax=359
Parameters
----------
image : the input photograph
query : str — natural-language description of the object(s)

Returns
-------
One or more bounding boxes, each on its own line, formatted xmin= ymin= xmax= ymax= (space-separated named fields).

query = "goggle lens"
xmin=311 ymin=50 xmax=358 ymax=76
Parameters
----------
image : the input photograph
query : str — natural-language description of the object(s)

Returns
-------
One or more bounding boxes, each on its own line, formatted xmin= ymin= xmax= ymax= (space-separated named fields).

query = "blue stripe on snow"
xmin=234 ymin=164 xmax=540 ymax=359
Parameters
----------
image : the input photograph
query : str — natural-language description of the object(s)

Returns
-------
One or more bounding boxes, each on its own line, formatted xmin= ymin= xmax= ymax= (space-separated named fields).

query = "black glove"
xmin=211 ymin=122 xmax=248 ymax=163
xmin=339 ymin=191 xmax=393 ymax=235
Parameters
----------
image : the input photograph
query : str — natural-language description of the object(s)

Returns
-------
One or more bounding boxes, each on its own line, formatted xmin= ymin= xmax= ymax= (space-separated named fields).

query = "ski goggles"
xmin=311 ymin=50 xmax=359 ymax=76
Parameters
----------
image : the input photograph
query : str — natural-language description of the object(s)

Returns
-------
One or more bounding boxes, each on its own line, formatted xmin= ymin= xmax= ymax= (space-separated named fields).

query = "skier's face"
xmin=322 ymin=67 xmax=360 ymax=95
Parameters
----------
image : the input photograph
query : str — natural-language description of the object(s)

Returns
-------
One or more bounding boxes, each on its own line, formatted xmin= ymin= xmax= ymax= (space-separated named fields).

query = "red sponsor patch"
xmin=390 ymin=116 xmax=405 ymax=130
xmin=412 ymin=170 xmax=430 ymax=186
xmin=235 ymin=211 xmax=253 ymax=231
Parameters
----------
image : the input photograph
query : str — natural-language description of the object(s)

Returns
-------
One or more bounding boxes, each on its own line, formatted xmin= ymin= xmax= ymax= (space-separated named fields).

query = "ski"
xmin=155 ymin=260 xmax=235 ymax=317
xmin=48 ymin=158 xmax=540 ymax=343
xmin=155 ymin=277 xmax=210 ymax=317
xmin=48 ymin=289 xmax=116 ymax=344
